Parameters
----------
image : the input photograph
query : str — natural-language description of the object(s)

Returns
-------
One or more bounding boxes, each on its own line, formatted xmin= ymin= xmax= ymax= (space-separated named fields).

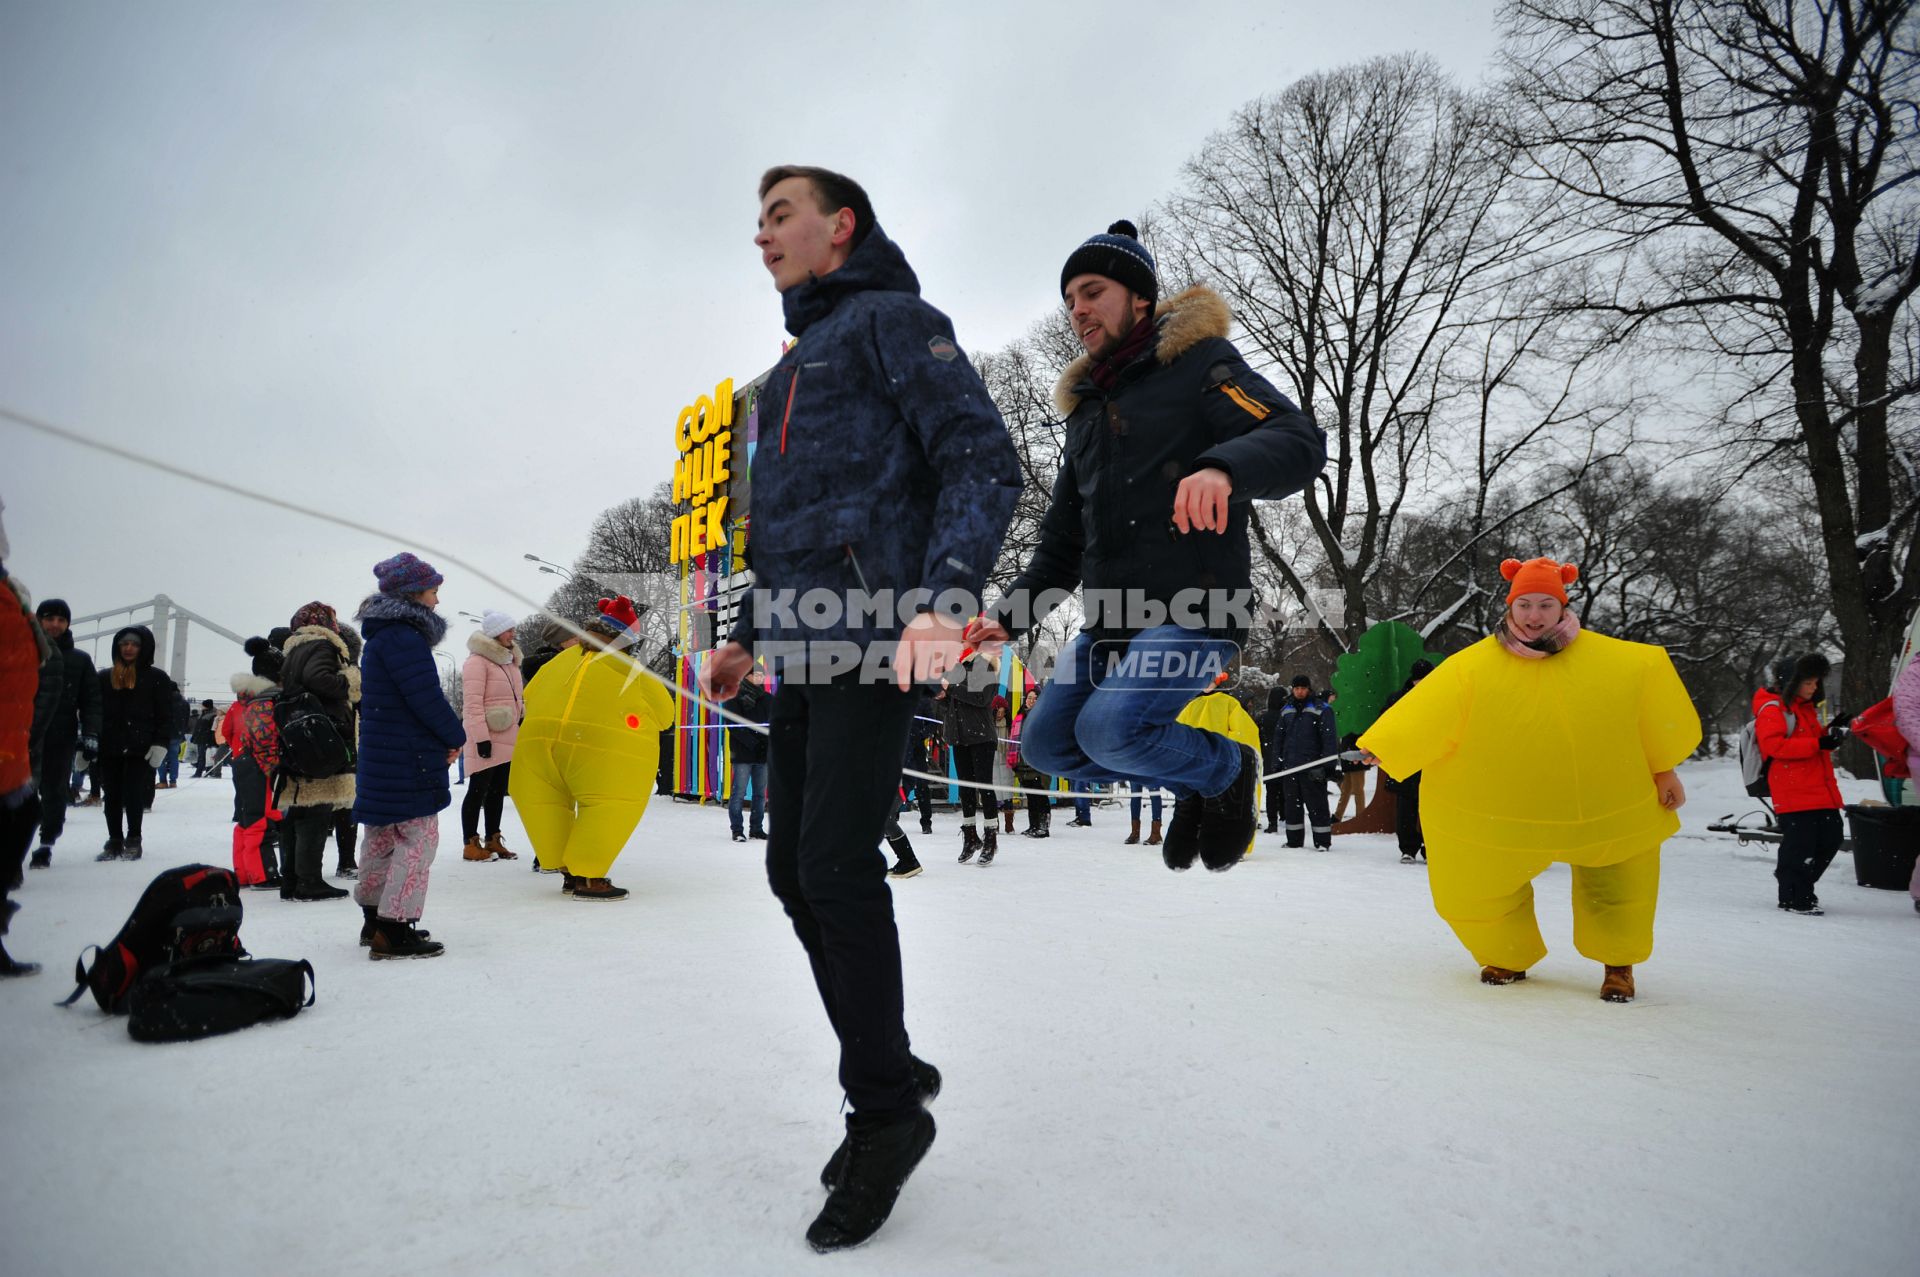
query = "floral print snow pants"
xmin=354 ymin=816 xmax=439 ymax=921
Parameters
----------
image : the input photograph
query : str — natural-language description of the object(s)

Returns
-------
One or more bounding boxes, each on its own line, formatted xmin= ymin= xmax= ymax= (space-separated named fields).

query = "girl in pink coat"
xmin=461 ymin=609 xmax=524 ymax=862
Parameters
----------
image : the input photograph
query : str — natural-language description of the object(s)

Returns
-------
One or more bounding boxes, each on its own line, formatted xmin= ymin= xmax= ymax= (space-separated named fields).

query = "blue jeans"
xmin=1128 ymin=784 xmax=1164 ymax=822
xmin=159 ymin=737 xmax=183 ymax=784
xmin=1071 ymin=780 xmax=1093 ymax=823
xmin=730 ymin=761 xmax=767 ymax=836
xmin=1020 ymin=625 xmax=1240 ymax=800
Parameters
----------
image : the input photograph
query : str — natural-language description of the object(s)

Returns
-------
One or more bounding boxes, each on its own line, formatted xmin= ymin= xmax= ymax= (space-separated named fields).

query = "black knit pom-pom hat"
xmin=1060 ymin=219 xmax=1158 ymax=303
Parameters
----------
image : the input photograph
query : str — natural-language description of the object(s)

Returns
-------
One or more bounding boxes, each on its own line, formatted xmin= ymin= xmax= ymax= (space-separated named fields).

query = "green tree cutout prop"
xmin=1329 ymin=621 xmax=1448 ymax=835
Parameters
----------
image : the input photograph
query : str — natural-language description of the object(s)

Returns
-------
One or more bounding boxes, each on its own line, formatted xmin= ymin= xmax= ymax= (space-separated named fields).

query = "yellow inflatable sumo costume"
xmin=509 ymin=597 xmax=677 ymax=887
xmin=1176 ymin=687 xmax=1263 ymax=859
xmin=1359 ymin=558 xmax=1699 ymax=994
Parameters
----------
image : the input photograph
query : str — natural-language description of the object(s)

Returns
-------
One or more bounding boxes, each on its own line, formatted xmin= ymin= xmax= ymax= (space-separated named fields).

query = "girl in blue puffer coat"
xmin=352 ymin=553 xmax=466 ymax=959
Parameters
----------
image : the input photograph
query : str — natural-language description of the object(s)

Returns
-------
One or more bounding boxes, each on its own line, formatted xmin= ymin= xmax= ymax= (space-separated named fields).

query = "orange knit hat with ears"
xmin=1500 ymin=557 xmax=1579 ymax=604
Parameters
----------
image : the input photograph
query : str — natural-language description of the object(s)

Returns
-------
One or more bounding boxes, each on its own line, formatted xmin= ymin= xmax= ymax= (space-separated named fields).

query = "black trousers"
xmin=1395 ymin=772 xmax=1424 ymax=856
xmin=34 ymin=737 xmax=74 ymax=847
xmin=229 ymin=756 xmax=283 ymax=878
xmin=3 ymin=792 xmax=40 ymax=949
xmin=1265 ymin=774 xmax=1283 ymax=827
xmin=98 ymin=754 xmax=153 ymax=843
xmin=766 ymin=676 xmax=920 ymax=1116
xmin=1017 ymin=769 xmax=1051 ymax=830
xmin=952 ymin=741 xmax=999 ymax=819
xmin=460 ymin=761 xmax=512 ymax=840
xmin=285 ymin=806 xmax=337 ymax=885
xmin=333 ymin=807 xmax=357 ymax=870
xmin=1282 ymin=773 xmax=1332 ymax=848
xmin=904 ymin=737 xmax=935 ymax=826
xmin=1775 ymin=809 xmax=1842 ymax=905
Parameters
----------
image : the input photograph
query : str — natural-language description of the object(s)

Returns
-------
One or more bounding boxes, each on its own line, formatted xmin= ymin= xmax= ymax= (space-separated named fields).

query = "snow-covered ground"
xmin=2 ymin=758 xmax=1915 ymax=1276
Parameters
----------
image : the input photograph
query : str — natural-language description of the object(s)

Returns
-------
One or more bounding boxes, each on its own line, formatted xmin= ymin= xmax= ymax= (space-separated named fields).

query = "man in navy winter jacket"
xmin=968 ymin=220 xmax=1326 ymax=874
xmin=700 ymin=166 xmax=1019 ymax=1254
xmin=1273 ymin=675 xmax=1338 ymax=850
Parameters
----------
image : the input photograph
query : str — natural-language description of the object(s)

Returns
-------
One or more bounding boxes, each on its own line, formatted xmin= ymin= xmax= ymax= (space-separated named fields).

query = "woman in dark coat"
xmin=95 ymin=625 xmax=174 ymax=860
xmin=277 ymin=602 xmax=360 ymax=900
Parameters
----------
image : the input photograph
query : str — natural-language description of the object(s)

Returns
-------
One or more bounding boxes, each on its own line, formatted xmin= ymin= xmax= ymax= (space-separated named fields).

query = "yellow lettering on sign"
xmin=669 ymin=378 xmax=743 ymax=564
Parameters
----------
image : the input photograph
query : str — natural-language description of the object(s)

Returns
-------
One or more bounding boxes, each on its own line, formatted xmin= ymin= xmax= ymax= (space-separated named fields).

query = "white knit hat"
xmin=480 ymin=609 xmax=516 ymax=638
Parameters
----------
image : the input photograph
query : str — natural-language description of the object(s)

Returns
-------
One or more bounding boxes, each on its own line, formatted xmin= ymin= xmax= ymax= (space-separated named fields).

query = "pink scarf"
xmin=1496 ymin=611 xmax=1582 ymax=660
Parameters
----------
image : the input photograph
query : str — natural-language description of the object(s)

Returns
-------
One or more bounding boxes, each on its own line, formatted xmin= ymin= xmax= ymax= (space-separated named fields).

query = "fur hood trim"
xmin=1053 ymin=284 xmax=1233 ymax=417
xmin=284 ymin=625 xmax=352 ymax=660
xmin=355 ymin=592 xmax=451 ymax=647
xmin=466 ymin=630 xmax=523 ymax=666
xmin=230 ymin=673 xmax=276 ymax=698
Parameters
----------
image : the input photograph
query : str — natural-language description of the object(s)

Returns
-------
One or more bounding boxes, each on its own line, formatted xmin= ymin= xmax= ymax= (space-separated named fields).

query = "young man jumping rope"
xmin=966 ymin=221 xmax=1326 ymax=872
xmin=700 ymin=166 xmax=1020 ymax=1253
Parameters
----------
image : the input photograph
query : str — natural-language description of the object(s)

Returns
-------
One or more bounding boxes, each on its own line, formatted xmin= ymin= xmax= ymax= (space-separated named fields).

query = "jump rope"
xmin=4 ymin=403 xmax=1356 ymax=802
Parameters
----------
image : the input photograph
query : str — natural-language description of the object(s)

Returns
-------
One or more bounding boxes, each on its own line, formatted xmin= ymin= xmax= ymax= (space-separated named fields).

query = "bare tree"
xmin=1162 ymin=53 xmax=1629 ymax=648
xmin=1501 ymin=0 xmax=1920 ymax=750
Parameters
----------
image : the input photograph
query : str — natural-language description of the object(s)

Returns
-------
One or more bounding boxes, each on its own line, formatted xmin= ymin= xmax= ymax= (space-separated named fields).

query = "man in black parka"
xmin=970 ymin=220 xmax=1326 ymax=874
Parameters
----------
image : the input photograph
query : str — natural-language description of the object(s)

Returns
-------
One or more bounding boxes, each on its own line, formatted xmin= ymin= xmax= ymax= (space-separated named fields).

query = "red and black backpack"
xmin=59 ymin=865 xmax=245 ymax=1013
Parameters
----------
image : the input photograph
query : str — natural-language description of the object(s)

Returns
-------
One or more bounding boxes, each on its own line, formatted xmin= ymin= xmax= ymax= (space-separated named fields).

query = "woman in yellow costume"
xmin=510 ymin=596 xmax=676 ymax=902
xmin=1359 ymin=557 xmax=1699 ymax=1002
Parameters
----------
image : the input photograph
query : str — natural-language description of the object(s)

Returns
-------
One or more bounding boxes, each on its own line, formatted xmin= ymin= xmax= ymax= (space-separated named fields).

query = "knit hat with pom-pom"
xmin=245 ymin=635 xmax=286 ymax=682
xmin=1500 ymin=557 xmax=1579 ymax=605
xmin=1060 ymin=219 xmax=1157 ymax=303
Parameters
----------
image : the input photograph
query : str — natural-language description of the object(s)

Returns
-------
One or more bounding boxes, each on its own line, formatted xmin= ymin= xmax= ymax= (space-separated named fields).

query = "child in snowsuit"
xmin=1360 ymin=557 xmax=1700 ymax=1003
xmin=509 ymin=597 xmax=675 ymax=901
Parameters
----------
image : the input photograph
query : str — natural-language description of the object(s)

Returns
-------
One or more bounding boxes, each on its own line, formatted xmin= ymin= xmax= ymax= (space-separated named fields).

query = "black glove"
xmin=476 ymin=741 xmax=492 ymax=760
xmin=1817 ymin=729 xmax=1843 ymax=750
xmin=1826 ymin=710 xmax=1853 ymax=732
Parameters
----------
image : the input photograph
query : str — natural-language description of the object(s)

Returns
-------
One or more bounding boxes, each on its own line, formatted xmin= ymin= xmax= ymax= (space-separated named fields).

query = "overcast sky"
xmin=1 ymin=0 xmax=1501 ymax=698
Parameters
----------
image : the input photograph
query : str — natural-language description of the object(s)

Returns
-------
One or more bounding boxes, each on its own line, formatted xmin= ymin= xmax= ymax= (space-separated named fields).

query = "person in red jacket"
xmin=1755 ymin=653 xmax=1849 ymax=915
xmin=1 ymin=526 xmax=48 ymax=975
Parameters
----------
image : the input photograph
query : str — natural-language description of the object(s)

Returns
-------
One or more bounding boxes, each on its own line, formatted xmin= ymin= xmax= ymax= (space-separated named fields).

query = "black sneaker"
xmin=732 ymin=832 xmax=747 ymax=843
xmin=821 ymin=1057 xmax=941 ymax=1189
xmin=807 ymin=1108 xmax=936 ymax=1253
xmin=121 ymin=840 xmax=143 ymax=862
xmin=749 ymin=831 xmax=768 ymax=841
xmin=1400 ymin=853 xmax=1416 ymax=864
xmin=1196 ymin=745 xmax=1259 ymax=872
xmin=249 ymin=875 xmax=284 ymax=892
xmin=96 ymin=840 xmax=123 ymax=862
xmin=1781 ymin=899 xmax=1824 ymax=915
xmin=28 ymin=848 xmax=51 ymax=869
xmin=289 ymin=879 xmax=350 ymax=901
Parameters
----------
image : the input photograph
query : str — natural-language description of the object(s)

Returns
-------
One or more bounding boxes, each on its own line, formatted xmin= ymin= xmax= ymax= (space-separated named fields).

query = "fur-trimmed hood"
xmin=284 ymin=624 xmax=353 ymax=661
xmin=1054 ymin=284 xmax=1234 ymax=417
xmin=466 ymin=630 xmax=523 ymax=666
xmin=355 ymin=592 xmax=450 ymax=647
xmin=230 ymin=672 xmax=276 ymax=698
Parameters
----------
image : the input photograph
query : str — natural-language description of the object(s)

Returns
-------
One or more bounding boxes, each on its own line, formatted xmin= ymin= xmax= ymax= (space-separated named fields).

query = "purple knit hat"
xmin=373 ymin=552 xmax=444 ymax=596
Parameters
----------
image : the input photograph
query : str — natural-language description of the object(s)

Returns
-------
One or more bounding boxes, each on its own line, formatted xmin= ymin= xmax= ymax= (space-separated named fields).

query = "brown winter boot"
xmin=1145 ymin=819 xmax=1163 ymax=846
xmin=462 ymin=836 xmax=493 ymax=862
xmin=1002 ymin=808 xmax=1015 ymax=834
xmin=483 ymin=833 xmax=518 ymax=861
xmin=1124 ymin=819 xmax=1141 ymax=845
xmin=1600 ymin=965 xmax=1635 ymax=1003
xmin=1479 ymin=964 xmax=1527 ymax=986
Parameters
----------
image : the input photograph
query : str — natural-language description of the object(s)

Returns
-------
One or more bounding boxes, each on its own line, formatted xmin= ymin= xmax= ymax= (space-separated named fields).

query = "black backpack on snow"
xmin=127 ymin=955 xmax=316 ymax=1042
xmin=273 ymin=691 xmax=355 ymax=779
xmin=60 ymin=865 xmax=246 ymax=1013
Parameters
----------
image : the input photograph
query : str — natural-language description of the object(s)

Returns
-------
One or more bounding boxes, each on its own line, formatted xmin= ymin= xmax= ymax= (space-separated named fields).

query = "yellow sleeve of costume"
xmin=1638 ymin=647 xmax=1702 ymax=772
xmin=1356 ymin=651 xmax=1474 ymax=782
